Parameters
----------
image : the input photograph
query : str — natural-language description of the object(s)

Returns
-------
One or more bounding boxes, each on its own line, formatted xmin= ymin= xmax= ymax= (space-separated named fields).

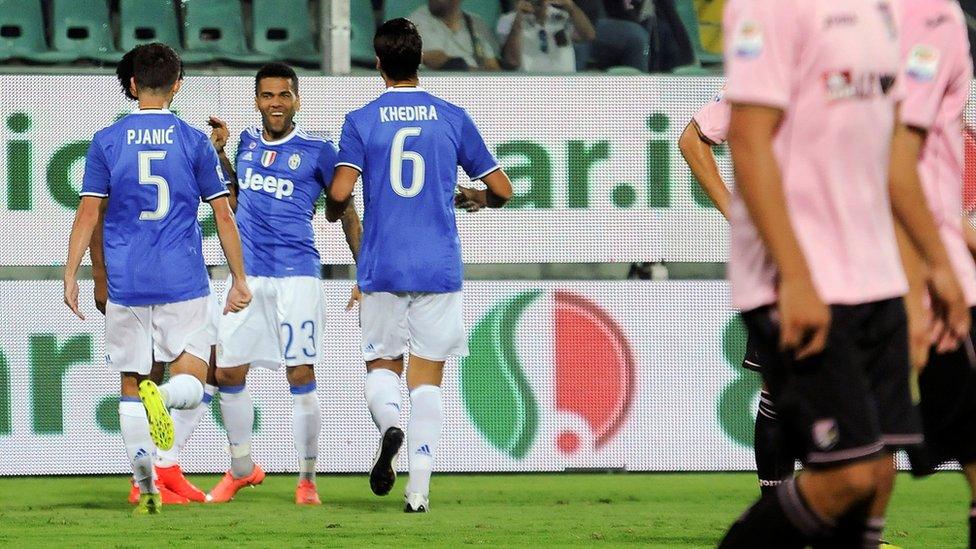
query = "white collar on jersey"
xmin=260 ymin=124 xmax=300 ymax=146
xmin=129 ymin=108 xmax=172 ymax=115
xmin=384 ymin=86 xmax=426 ymax=93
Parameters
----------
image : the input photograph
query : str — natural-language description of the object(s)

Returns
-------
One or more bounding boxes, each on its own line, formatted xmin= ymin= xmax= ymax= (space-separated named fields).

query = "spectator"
xmin=592 ymin=0 xmax=694 ymax=72
xmin=409 ymin=0 xmax=502 ymax=71
xmin=592 ymin=0 xmax=653 ymax=71
xmin=497 ymin=0 xmax=597 ymax=73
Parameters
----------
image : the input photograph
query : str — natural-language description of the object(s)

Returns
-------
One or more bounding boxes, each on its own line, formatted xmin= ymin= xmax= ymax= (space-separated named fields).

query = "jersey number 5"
xmin=138 ymin=150 xmax=170 ymax=221
xmin=390 ymin=127 xmax=425 ymax=198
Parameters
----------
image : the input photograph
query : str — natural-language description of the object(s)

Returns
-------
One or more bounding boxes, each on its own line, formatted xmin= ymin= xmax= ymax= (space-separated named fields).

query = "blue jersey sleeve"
xmin=336 ymin=114 xmax=365 ymax=172
xmin=80 ymin=138 xmax=111 ymax=197
xmin=457 ymin=110 xmax=499 ymax=180
xmin=195 ymin=136 xmax=230 ymax=201
xmin=313 ymin=141 xmax=340 ymax=190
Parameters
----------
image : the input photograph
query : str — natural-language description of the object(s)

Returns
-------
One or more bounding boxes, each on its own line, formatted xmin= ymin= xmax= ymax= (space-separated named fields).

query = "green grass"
xmin=0 ymin=472 xmax=969 ymax=547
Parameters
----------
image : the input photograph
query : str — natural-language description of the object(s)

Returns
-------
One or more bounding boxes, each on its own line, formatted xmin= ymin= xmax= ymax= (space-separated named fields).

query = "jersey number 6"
xmin=138 ymin=150 xmax=170 ymax=221
xmin=390 ymin=127 xmax=425 ymax=198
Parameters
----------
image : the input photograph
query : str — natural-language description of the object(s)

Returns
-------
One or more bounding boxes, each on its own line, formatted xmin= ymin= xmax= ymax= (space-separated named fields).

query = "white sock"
xmin=291 ymin=382 xmax=321 ymax=484
xmin=159 ymin=374 xmax=204 ymax=410
xmin=157 ymin=383 xmax=215 ymax=468
xmin=120 ymin=398 xmax=157 ymax=494
xmin=365 ymin=369 xmax=402 ymax=434
xmin=218 ymin=384 xmax=254 ymax=479
xmin=405 ymin=385 xmax=442 ymax=497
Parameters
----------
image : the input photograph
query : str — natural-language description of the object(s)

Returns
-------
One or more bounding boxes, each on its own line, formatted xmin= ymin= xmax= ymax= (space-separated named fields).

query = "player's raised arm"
xmin=679 ymin=118 xmax=731 ymax=219
xmin=208 ymin=116 xmax=239 ymax=211
xmin=888 ymin=118 xmax=969 ymax=350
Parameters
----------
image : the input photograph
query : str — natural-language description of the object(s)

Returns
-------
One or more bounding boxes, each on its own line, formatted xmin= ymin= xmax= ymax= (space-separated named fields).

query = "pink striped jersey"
xmin=899 ymin=0 xmax=976 ymax=306
xmin=723 ymin=0 xmax=908 ymax=311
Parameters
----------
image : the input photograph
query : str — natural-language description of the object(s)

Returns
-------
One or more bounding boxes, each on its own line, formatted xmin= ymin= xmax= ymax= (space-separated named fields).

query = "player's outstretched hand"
xmin=777 ymin=275 xmax=830 ymax=360
xmin=224 ymin=279 xmax=252 ymax=315
xmin=64 ymin=277 xmax=85 ymax=320
xmin=208 ymin=116 xmax=230 ymax=152
xmin=346 ymin=285 xmax=362 ymax=311
xmin=927 ymin=264 xmax=970 ymax=353
xmin=455 ymin=186 xmax=485 ymax=212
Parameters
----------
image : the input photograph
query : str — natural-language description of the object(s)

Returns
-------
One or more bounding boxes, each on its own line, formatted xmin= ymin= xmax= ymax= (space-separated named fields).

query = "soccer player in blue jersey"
xmin=63 ymin=43 xmax=251 ymax=515
xmin=327 ymin=18 xmax=514 ymax=513
xmin=204 ymin=63 xmax=363 ymax=506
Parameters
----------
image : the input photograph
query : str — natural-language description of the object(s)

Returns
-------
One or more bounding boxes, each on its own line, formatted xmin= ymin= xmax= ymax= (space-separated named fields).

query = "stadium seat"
xmin=251 ymin=0 xmax=319 ymax=66
xmin=118 ymin=0 xmax=182 ymax=53
xmin=673 ymin=0 xmax=722 ymax=66
xmin=50 ymin=0 xmax=122 ymax=62
xmin=0 ymin=0 xmax=73 ymax=62
xmin=350 ymin=0 xmax=376 ymax=65
xmin=182 ymin=0 xmax=271 ymax=65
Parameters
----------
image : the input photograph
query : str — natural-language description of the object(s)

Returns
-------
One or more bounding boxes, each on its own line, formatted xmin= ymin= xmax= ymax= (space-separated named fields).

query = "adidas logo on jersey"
xmin=240 ymin=167 xmax=294 ymax=199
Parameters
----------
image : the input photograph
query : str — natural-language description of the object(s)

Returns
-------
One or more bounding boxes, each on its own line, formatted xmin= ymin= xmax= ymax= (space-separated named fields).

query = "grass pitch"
xmin=0 ymin=472 xmax=968 ymax=547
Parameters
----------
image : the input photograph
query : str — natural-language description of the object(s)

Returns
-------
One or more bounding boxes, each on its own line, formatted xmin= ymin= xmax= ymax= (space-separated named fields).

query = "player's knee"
xmin=286 ymin=364 xmax=315 ymax=387
xmin=215 ymin=366 xmax=248 ymax=387
xmin=830 ymin=464 xmax=879 ymax=505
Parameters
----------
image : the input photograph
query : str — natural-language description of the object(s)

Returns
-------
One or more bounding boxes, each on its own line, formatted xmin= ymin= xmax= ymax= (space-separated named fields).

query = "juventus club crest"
xmin=288 ymin=153 xmax=301 ymax=170
xmin=261 ymin=150 xmax=277 ymax=167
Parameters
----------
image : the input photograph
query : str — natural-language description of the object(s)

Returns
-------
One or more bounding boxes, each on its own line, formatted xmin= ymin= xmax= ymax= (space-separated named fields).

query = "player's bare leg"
xmin=208 ymin=364 xmax=264 ymax=503
xmin=365 ymin=358 xmax=405 ymax=497
xmin=139 ymin=351 xmax=206 ymax=451
xmin=857 ymin=453 xmax=897 ymax=547
xmin=963 ymin=461 xmax=976 ymax=549
xmin=287 ymin=364 xmax=321 ymax=505
xmin=403 ymin=355 xmax=444 ymax=513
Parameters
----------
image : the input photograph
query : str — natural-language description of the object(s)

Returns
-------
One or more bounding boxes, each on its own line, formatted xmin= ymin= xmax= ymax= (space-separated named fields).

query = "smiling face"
xmin=255 ymin=76 xmax=299 ymax=139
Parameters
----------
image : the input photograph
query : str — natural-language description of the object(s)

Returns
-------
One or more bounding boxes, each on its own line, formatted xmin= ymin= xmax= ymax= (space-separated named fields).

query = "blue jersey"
xmin=81 ymin=109 xmax=229 ymax=306
xmin=337 ymin=88 xmax=498 ymax=293
xmin=233 ymin=126 xmax=337 ymax=278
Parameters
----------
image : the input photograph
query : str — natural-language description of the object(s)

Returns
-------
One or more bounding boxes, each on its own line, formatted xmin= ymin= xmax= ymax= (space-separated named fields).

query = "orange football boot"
xmin=295 ymin=480 xmax=321 ymax=505
xmin=206 ymin=464 xmax=266 ymax=503
xmin=127 ymin=480 xmax=190 ymax=505
xmin=156 ymin=464 xmax=206 ymax=503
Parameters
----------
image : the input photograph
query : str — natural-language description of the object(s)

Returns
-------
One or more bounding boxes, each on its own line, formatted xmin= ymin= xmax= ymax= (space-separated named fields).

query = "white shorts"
xmin=360 ymin=291 xmax=468 ymax=362
xmin=216 ymin=276 xmax=326 ymax=370
xmin=105 ymin=295 xmax=215 ymax=376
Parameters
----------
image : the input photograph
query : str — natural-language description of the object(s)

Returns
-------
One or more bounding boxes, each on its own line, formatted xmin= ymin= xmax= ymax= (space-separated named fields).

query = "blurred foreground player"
xmin=64 ymin=43 xmax=251 ymax=514
xmin=679 ymin=88 xmax=796 ymax=495
xmin=92 ymin=47 xmax=220 ymax=505
xmin=718 ymin=1 xmax=969 ymax=547
xmin=205 ymin=63 xmax=362 ymax=505
xmin=896 ymin=1 xmax=976 ymax=546
xmin=327 ymin=18 xmax=513 ymax=513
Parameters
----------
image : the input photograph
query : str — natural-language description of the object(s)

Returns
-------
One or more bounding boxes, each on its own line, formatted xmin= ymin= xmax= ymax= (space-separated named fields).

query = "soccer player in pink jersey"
xmin=717 ymin=0 xmax=970 ymax=546
xmin=678 ymin=89 xmax=796 ymax=496
xmin=897 ymin=1 xmax=976 ymax=546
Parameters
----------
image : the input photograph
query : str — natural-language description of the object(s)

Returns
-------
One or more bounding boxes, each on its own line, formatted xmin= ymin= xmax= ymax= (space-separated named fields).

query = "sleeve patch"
xmin=906 ymin=44 xmax=941 ymax=82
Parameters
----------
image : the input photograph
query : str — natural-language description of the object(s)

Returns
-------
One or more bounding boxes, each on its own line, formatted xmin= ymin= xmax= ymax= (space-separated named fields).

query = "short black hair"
xmin=255 ymin=62 xmax=299 ymax=95
xmin=116 ymin=48 xmax=137 ymax=100
xmin=131 ymin=43 xmax=184 ymax=92
xmin=375 ymin=18 xmax=422 ymax=81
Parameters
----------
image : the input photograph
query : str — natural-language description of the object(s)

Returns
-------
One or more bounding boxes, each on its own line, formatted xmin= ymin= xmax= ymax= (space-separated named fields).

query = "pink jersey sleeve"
xmin=723 ymin=0 xmax=802 ymax=110
xmin=692 ymin=91 xmax=731 ymax=145
xmin=899 ymin=5 xmax=963 ymax=130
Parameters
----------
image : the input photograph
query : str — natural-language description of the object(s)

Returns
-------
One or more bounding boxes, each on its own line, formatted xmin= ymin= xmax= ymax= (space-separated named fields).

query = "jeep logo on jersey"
xmin=239 ymin=167 xmax=294 ymax=199
xmin=461 ymin=290 xmax=635 ymax=459
xmin=261 ymin=150 xmax=277 ymax=167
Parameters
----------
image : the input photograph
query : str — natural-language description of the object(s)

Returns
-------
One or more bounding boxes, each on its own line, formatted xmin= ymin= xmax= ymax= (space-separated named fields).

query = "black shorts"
xmin=742 ymin=298 xmax=922 ymax=470
xmin=916 ymin=308 xmax=976 ymax=468
xmin=742 ymin=332 xmax=771 ymax=372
